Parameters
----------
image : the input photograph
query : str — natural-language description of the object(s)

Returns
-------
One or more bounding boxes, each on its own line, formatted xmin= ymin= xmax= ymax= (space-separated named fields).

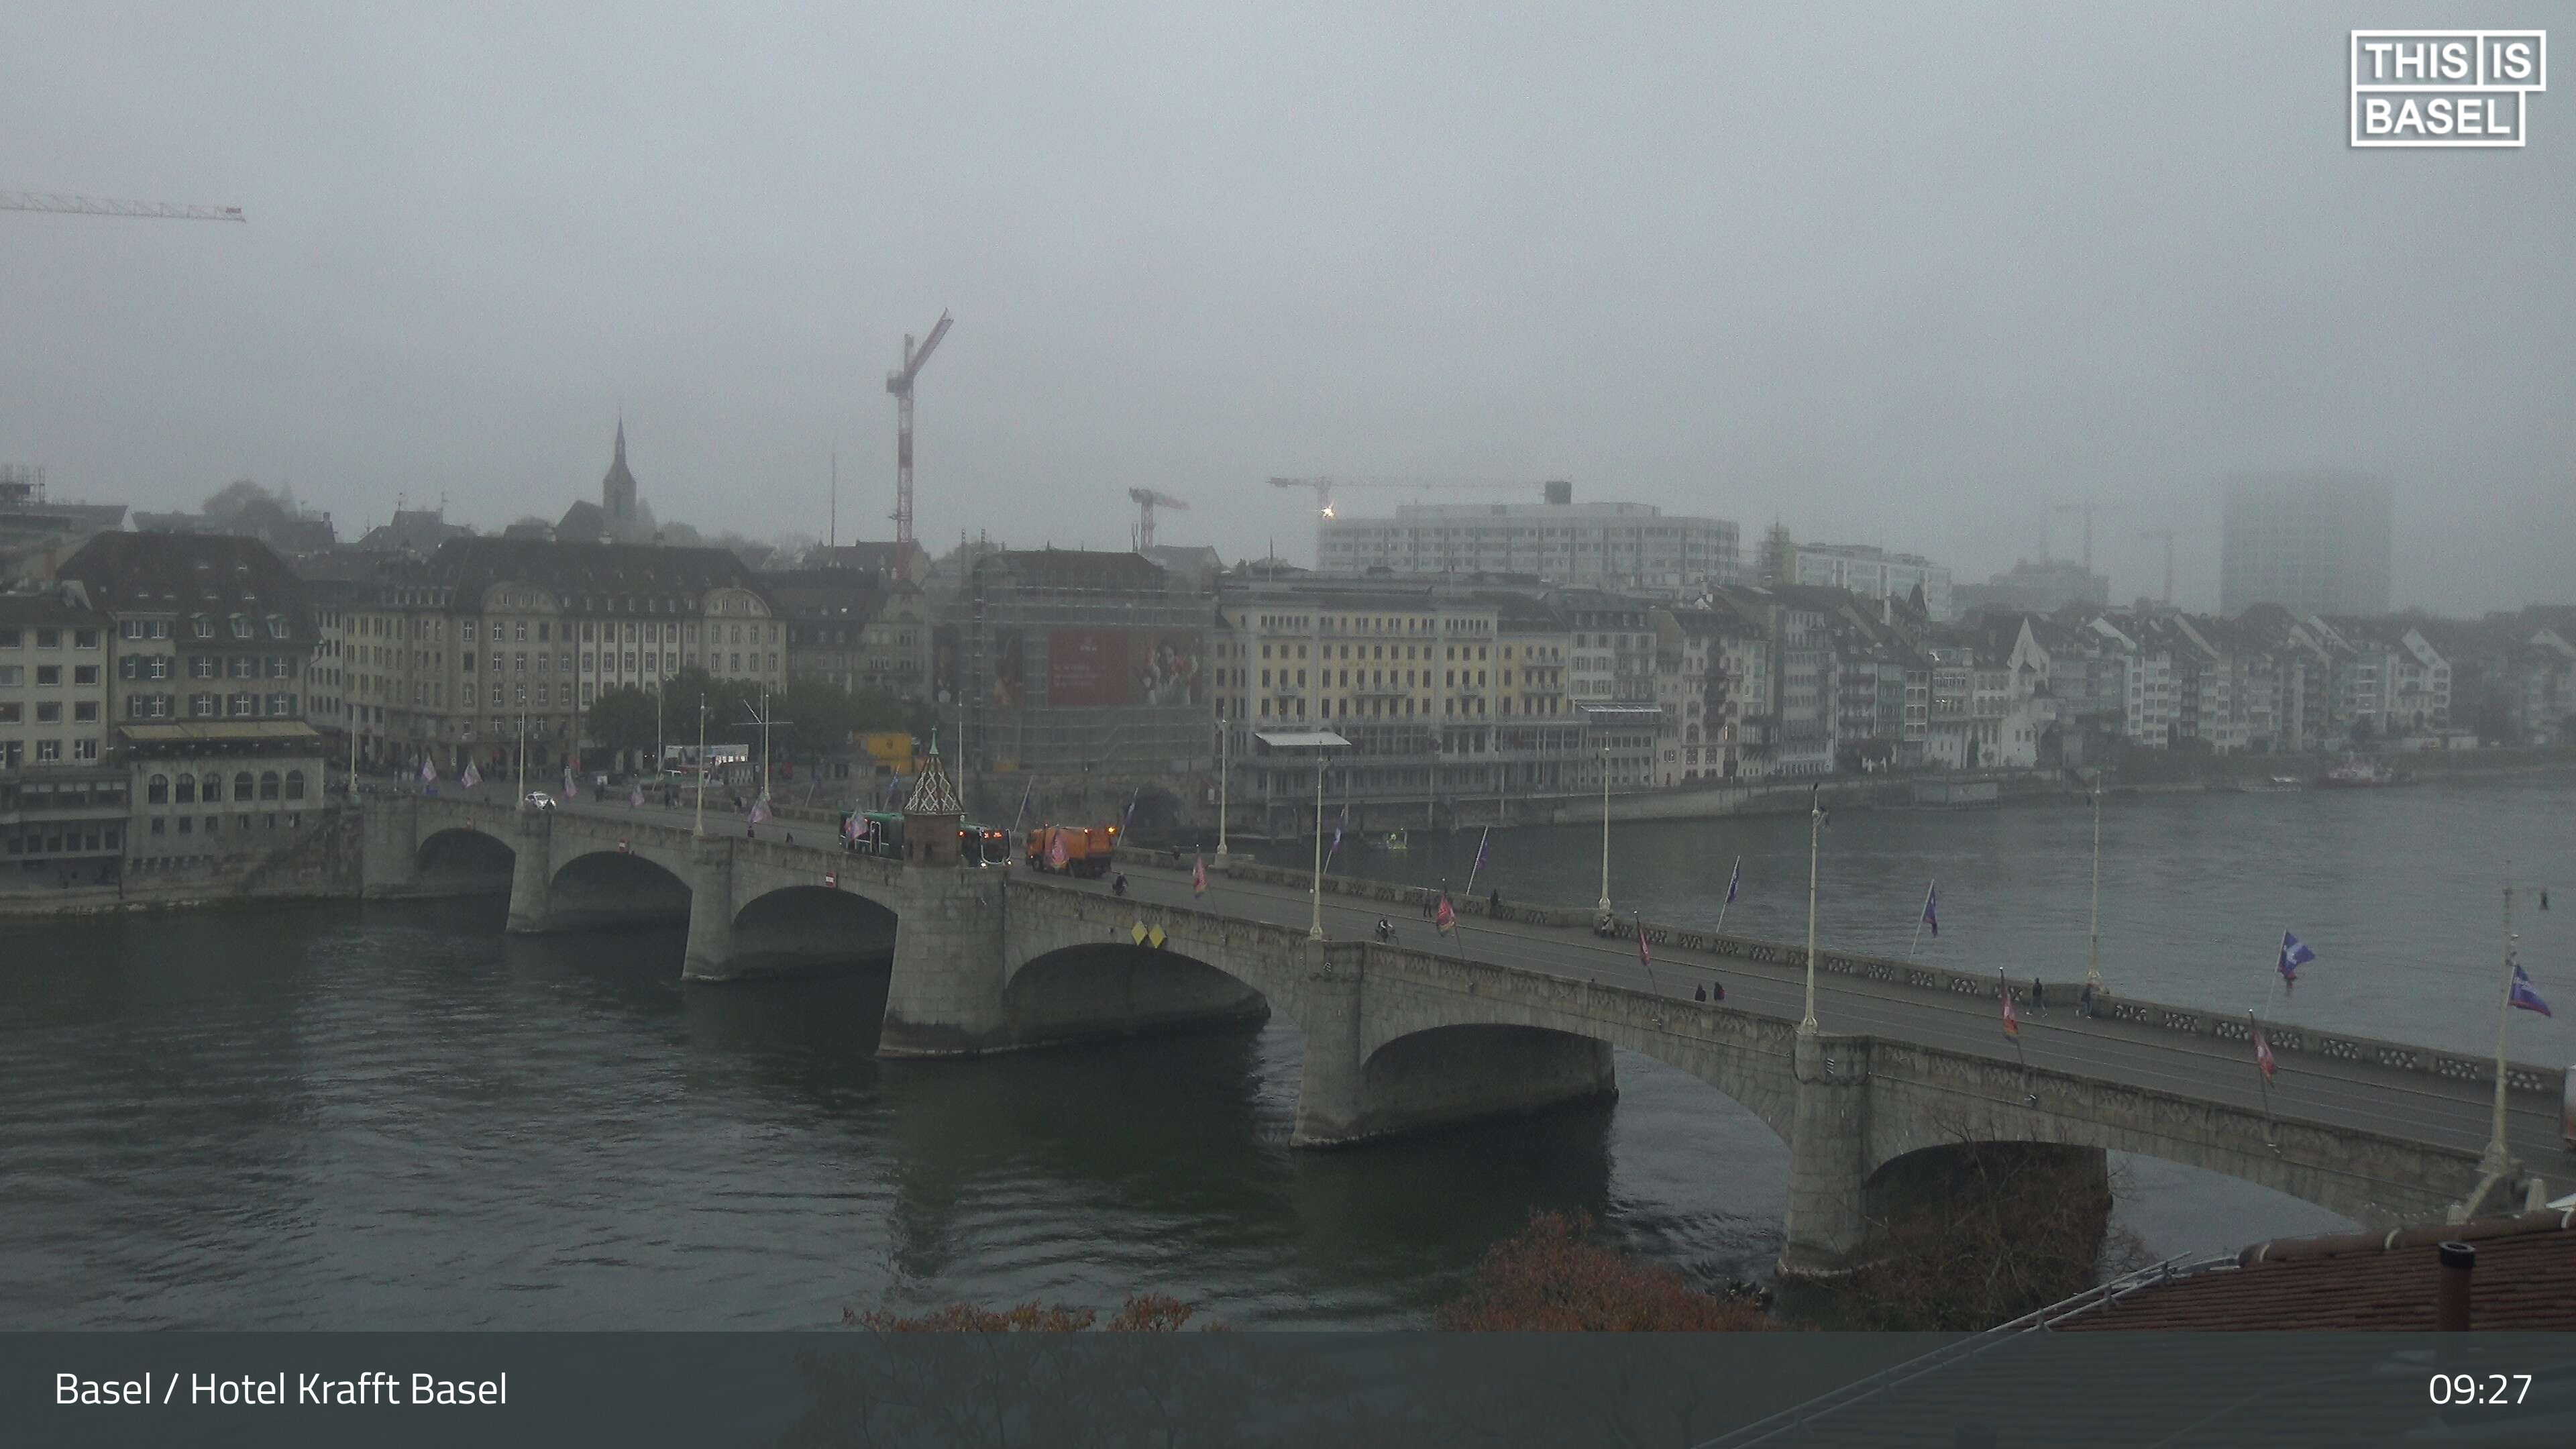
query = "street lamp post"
xmin=1309 ymin=751 xmax=1328 ymax=940
xmin=515 ymin=714 xmax=527 ymax=802
xmin=692 ymin=695 xmax=709 ymax=837
xmin=2084 ymin=777 xmax=2106 ymax=994
xmin=1595 ymin=743 xmax=1612 ymax=921
xmin=1801 ymin=784 xmax=1822 ymax=1035
xmin=1215 ymin=714 xmax=1230 ymax=865
xmin=2479 ymin=869 xmax=2520 ymax=1179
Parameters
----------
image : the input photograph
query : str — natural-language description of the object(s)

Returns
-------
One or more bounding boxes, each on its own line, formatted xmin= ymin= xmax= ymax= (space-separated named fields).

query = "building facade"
xmin=1790 ymin=543 xmax=1955 ymax=621
xmin=1317 ymin=490 xmax=1739 ymax=597
xmin=0 ymin=584 xmax=127 ymax=879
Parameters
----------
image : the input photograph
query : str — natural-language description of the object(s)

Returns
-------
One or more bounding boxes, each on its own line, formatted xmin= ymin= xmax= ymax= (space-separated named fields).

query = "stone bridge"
xmin=362 ymin=795 xmax=2508 ymax=1276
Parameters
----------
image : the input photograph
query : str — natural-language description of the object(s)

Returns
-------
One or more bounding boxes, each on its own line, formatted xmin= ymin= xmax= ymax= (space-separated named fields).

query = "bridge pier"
xmin=503 ymin=806 xmax=555 ymax=933
xmin=360 ymin=794 xmax=422 ymax=897
xmin=1289 ymin=941 xmax=1368 ymax=1146
xmin=879 ymin=849 xmax=1009 ymax=1056
xmin=1780 ymin=1031 xmax=1872 ymax=1279
xmin=682 ymin=836 xmax=737 ymax=981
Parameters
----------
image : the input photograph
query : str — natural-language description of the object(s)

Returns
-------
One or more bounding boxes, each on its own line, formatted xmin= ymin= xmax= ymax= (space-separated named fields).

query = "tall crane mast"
xmin=2 ymin=192 xmax=246 ymax=223
xmin=1266 ymin=475 xmax=1550 ymax=519
xmin=883 ymin=309 xmax=953 ymax=547
xmin=1128 ymin=488 xmax=1189 ymax=550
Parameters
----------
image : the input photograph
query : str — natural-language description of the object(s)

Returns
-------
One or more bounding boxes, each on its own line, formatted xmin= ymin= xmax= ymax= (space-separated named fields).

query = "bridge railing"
xmin=1112 ymin=847 xmax=2566 ymax=1101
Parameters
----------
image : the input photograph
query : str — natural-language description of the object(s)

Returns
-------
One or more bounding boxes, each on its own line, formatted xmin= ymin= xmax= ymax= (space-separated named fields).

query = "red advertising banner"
xmin=1047 ymin=629 xmax=1128 ymax=706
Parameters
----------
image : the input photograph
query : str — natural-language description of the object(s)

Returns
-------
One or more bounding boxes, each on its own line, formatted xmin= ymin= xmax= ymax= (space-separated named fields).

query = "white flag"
xmin=461 ymin=762 xmax=480 ymax=789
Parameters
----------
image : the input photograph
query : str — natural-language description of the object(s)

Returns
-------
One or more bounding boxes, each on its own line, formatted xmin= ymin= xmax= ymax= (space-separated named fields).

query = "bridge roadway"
xmin=374 ymin=790 xmax=2565 ymax=1269
xmin=1093 ymin=855 xmax=2571 ymax=1181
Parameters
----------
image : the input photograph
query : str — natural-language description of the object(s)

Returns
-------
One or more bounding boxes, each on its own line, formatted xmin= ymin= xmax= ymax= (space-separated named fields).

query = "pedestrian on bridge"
xmin=1693 ymin=983 xmax=1707 ymax=1003
xmin=2032 ymin=977 xmax=2047 ymax=1015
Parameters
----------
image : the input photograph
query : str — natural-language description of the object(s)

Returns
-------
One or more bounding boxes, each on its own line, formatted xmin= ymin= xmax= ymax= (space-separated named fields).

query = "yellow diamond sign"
xmin=1130 ymin=920 xmax=1148 ymax=945
xmin=1148 ymin=924 xmax=1167 ymax=949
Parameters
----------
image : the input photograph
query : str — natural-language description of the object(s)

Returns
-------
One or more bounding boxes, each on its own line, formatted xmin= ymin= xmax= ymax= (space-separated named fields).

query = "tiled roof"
xmin=54 ymin=532 xmax=315 ymax=643
xmin=2062 ymin=1209 xmax=2576 ymax=1332
xmin=402 ymin=537 xmax=767 ymax=616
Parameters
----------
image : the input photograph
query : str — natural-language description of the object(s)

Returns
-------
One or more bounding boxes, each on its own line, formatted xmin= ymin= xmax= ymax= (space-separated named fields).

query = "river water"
xmin=3 ymin=775 xmax=2569 ymax=1330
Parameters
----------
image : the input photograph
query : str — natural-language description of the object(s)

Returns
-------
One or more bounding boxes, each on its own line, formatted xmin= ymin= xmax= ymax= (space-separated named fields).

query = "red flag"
xmin=1639 ymin=927 xmax=1651 ymax=970
xmin=2253 ymin=1026 xmax=2276 ymax=1080
xmin=2002 ymin=990 xmax=2020 ymax=1040
xmin=1191 ymin=855 xmax=1207 ymax=896
xmin=1435 ymin=895 xmax=1455 ymax=933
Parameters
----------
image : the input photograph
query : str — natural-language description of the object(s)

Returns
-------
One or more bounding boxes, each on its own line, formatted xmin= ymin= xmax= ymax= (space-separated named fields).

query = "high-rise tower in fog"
xmin=2219 ymin=472 xmax=2393 ymax=616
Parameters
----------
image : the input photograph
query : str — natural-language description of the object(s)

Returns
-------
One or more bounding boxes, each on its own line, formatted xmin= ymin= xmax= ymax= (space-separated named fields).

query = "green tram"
xmin=839 ymin=810 xmax=1011 ymax=866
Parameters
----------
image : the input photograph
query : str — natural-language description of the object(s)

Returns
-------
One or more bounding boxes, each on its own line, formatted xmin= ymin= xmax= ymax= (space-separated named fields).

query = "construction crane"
xmin=2 ymin=191 xmax=246 ymax=223
xmin=2137 ymin=529 xmax=2178 ymax=606
xmin=1128 ymin=488 xmax=1188 ymax=550
xmin=1267 ymin=476 xmax=1552 ymax=519
xmin=2051 ymin=501 xmax=2102 ymax=572
xmin=883 ymin=309 xmax=953 ymax=548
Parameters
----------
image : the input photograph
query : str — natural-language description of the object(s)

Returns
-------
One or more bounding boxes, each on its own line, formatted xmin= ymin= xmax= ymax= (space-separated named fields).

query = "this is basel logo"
xmin=2350 ymin=30 xmax=2546 ymax=147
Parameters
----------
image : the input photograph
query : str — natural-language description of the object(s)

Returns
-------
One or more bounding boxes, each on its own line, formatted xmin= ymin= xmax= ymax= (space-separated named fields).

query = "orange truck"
xmin=1024 ymin=823 xmax=1120 ymax=878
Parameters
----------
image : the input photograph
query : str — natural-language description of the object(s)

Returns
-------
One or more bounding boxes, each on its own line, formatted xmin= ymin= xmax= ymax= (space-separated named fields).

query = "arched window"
xmin=176 ymin=774 xmax=197 ymax=804
xmin=285 ymin=770 xmax=307 ymax=801
xmin=148 ymin=774 xmax=170 ymax=803
xmin=233 ymin=771 xmax=255 ymax=802
xmin=260 ymin=771 xmax=281 ymax=800
xmin=201 ymin=773 xmax=223 ymax=803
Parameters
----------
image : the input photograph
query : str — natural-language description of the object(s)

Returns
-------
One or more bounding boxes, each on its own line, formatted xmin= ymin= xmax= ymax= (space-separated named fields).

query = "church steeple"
xmin=602 ymin=417 xmax=638 ymax=523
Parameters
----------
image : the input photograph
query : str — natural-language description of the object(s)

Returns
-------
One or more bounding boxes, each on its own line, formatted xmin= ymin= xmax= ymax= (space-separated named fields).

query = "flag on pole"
xmin=1921 ymin=881 xmax=1939 ymax=938
xmin=630 ymin=783 xmax=645 ymax=808
xmin=1435 ymin=894 xmax=1456 ymax=934
xmin=418 ymin=759 xmax=437 ymax=784
xmin=749 ymin=797 xmax=770 ymax=825
xmin=1047 ymin=831 xmax=1069 ymax=870
xmin=2511 ymin=960 xmax=2553 ymax=1018
xmin=2001 ymin=987 xmax=2020 ymax=1039
xmin=461 ymin=762 xmax=480 ymax=790
xmin=1192 ymin=853 xmax=1208 ymax=896
xmin=1325 ymin=806 xmax=1348 ymax=868
xmin=1725 ymin=857 xmax=1741 ymax=905
xmin=2277 ymin=931 xmax=2316 ymax=983
xmin=564 ymin=764 xmax=578 ymax=799
xmin=2252 ymin=1025 xmax=2277 ymax=1079
xmin=1638 ymin=922 xmax=1652 ymax=971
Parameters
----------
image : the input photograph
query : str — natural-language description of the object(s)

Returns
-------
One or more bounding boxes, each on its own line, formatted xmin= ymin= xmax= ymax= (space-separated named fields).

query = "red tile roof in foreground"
xmin=2064 ymin=1208 xmax=2576 ymax=1331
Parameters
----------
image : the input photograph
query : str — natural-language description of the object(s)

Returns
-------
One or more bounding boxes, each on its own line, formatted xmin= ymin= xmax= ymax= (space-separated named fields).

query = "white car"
xmin=523 ymin=791 xmax=558 ymax=811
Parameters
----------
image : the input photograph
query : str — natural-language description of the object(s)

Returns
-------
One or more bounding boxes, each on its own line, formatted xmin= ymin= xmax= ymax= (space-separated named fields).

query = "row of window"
xmin=115 ymin=655 xmax=294 ymax=681
xmin=117 ymin=692 xmax=297 ymax=720
xmin=0 ymin=701 xmax=101 ymax=723
xmin=113 ymin=615 xmax=290 ymax=641
xmin=0 ymin=627 xmax=103 ymax=650
xmin=0 ymin=664 xmax=101 ymax=688
xmin=0 ymin=737 xmax=101 ymax=763
xmin=455 ymin=619 xmax=780 ymax=646
xmin=3 ymin=826 xmax=122 ymax=856
xmin=146 ymin=770 xmax=309 ymax=804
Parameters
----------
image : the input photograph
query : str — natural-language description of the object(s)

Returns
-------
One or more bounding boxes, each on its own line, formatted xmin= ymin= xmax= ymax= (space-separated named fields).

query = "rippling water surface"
xmin=3 ymin=775 xmax=2567 ymax=1329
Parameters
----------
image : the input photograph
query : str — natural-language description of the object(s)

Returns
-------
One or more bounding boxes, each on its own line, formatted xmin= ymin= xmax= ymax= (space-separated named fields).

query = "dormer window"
xmin=266 ymin=614 xmax=288 ymax=639
xmin=229 ymin=614 xmax=252 ymax=639
xmin=191 ymin=615 xmax=214 ymax=639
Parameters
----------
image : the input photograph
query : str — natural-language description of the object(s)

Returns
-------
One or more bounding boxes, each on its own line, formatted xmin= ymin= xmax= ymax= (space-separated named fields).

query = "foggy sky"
xmin=3 ymin=3 xmax=2569 ymax=614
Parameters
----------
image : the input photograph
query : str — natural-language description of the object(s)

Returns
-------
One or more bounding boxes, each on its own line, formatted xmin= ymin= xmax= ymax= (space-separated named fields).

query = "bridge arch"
xmin=549 ymin=847 xmax=693 ymax=930
xmin=727 ymin=884 xmax=902 ymax=975
xmin=416 ymin=824 xmax=515 ymax=892
xmin=1001 ymin=942 xmax=1270 ymax=1046
xmin=1858 ymin=1053 xmax=2473 ymax=1230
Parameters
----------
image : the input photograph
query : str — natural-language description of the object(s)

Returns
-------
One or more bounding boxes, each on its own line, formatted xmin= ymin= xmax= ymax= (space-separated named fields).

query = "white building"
xmin=1791 ymin=543 xmax=1954 ymax=621
xmin=1318 ymin=486 xmax=1738 ymax=597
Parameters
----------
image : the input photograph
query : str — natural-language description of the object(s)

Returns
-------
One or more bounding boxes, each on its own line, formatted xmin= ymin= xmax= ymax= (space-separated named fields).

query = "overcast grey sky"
xmin=3 ymin=3 xmax=2568 ymax=612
